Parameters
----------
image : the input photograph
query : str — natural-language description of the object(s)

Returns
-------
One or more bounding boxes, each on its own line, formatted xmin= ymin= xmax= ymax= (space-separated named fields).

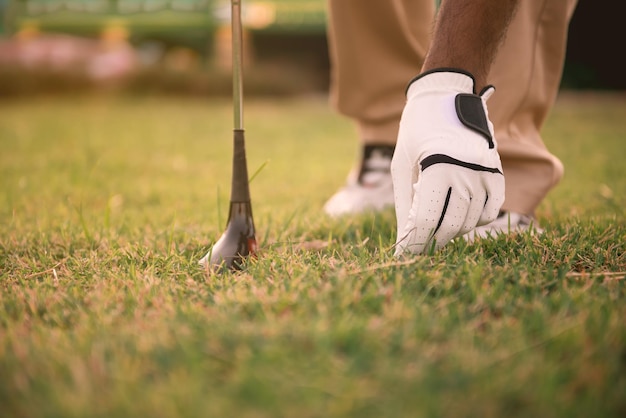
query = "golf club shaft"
xmin=232 ymin=0 xmax=244 ymax=130
xmin=230 ymin=0 xmax=250 ymax=203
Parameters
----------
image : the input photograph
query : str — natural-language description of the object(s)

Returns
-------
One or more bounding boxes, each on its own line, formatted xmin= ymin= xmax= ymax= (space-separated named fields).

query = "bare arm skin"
xmin=423 ymin=0 xmax=520 ymax=92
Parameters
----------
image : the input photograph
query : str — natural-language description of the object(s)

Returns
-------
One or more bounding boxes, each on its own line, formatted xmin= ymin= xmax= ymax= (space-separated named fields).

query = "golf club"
xmin=199 ymin=0 xmax=257 ymax=271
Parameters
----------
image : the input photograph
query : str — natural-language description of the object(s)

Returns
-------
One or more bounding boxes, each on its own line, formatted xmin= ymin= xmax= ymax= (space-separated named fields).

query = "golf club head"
xmin=199 ymin=129 xmax=257 ymax=272
xmin=199 ymin=201 xmax=257 ymax=271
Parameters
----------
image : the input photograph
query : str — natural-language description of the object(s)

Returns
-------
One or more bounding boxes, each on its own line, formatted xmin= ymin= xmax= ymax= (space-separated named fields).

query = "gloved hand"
xmin=391 ymin=69 xmax=505 ymax=256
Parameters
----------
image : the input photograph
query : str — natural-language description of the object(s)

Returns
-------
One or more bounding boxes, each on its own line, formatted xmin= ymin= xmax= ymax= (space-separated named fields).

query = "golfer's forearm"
xmin=422 ymin=0 xmax=520 ymax=91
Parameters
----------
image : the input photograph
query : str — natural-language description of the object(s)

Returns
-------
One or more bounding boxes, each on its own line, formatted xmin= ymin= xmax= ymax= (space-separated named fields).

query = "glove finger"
xmin=396 ymin=171 xmax=468 ymax=255
xmin=391 ymin=145 xmax=417 ymax=249
xmin=393 ymin=175 xmax=445 ymax=256
xmin=458 ymin=188 xmax=487 ymax=237
xmin=396 ymin=204 xmax=431 ymax=255
xmin=429 ymin=187 xmax=469 ymax=249
xmin=478 ymin=173 xmax=505 ymax=226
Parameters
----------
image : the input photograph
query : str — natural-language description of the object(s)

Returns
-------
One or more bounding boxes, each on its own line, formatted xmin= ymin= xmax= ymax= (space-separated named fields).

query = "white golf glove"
xmin=391 ymin=69 xmax=505 ymax=256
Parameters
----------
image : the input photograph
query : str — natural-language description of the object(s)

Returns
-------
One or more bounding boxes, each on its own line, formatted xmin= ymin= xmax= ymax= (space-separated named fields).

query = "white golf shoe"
xmin=464 ymin=211 xmax=543 ymax=241
xmin=323 ymin=145 xmax=395 ymax=217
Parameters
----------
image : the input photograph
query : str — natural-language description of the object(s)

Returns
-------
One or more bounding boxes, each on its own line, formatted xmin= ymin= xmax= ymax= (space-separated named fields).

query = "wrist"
xmin=407 ymin=68 xmax=492 ymax=97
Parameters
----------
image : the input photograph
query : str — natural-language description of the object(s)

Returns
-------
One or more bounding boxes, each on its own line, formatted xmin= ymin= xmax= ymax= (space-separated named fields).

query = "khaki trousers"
xmin=327 ymin=0 xmax=578 ymax=215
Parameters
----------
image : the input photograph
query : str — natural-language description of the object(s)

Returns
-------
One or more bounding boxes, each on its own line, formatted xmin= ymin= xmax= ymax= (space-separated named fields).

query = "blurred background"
xmin=0 ymin=0 xmax=624 ymax=98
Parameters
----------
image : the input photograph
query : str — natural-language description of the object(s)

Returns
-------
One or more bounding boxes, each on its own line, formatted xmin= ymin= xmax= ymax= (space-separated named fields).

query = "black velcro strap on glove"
xmin=455 ymin=94 xmax=494 ymax=148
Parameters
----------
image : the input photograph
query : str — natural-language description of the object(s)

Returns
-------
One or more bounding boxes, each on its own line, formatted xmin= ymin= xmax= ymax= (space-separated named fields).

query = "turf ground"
xmin=1 ymin=91 xmax=625 ymax=417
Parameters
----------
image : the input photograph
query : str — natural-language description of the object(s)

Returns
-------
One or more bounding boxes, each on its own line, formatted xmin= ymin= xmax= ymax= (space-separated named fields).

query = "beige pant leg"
xmin=327 ymin=0 xmax=433 ymax=145
xmin=489 ymin=0 xmax=578 ymax=215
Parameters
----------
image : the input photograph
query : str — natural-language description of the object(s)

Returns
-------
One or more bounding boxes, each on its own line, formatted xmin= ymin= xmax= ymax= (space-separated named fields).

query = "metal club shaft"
xmin=232 ymin=0 xmax=244 ymax=130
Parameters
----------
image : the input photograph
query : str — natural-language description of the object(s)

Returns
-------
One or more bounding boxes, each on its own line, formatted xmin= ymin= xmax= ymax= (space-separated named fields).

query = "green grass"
xmin=1 ymin=91 xmax=625 ymax=418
